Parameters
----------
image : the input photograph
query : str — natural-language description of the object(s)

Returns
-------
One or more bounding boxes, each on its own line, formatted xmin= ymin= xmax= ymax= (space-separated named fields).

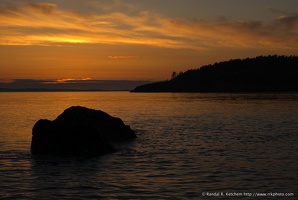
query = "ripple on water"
xmin=0 ymin=92 xmax=297 ymax=199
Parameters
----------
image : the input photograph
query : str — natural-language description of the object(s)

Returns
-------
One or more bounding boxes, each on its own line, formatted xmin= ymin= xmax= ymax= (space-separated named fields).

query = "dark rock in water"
xmin=31 ymin=106 xmax=136 ymax=156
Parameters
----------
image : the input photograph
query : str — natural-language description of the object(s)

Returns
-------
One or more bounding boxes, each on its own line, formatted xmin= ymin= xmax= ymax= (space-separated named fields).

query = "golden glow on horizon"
xmin=42 ymin=78 xmax=93 ymax=84
xmin=38 ymin=36 xmax=90 ymax=44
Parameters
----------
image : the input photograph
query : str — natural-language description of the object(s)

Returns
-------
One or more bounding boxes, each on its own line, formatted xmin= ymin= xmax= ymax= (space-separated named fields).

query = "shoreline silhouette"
xmin=131 ymin=55 xmax=298 ymax=93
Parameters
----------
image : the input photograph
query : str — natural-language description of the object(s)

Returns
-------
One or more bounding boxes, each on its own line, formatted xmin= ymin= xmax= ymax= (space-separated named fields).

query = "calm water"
xmin=0 ymin=92 xmax=297 ymax=199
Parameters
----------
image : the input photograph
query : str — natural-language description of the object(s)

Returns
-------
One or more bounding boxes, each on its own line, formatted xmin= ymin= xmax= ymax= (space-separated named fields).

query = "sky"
xmin=0 ymin=0 xmax=298 ymax=88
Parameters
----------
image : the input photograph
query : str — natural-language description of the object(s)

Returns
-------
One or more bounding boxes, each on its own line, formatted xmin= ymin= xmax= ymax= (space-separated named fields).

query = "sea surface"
xmin=0 ymin=92 xmax=297 ymax=199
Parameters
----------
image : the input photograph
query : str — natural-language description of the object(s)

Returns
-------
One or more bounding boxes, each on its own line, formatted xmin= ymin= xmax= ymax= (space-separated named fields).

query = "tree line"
xmin=132 ymin=55 xmax=298 ymax=92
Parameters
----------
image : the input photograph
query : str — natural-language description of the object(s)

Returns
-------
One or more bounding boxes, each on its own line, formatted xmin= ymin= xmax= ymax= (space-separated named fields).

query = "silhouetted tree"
xmin=171 ymin=71 xmax=177 ymax=80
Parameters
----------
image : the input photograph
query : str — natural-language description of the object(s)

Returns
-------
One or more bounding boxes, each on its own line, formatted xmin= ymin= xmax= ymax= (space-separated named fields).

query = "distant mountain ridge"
xmin=0 ymin=80 xmax=152 ymax=92
xmin=131 ymin=55 xmax=298 ymax=92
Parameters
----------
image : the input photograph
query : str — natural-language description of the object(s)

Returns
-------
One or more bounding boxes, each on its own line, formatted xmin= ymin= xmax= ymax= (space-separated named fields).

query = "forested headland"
xmin=131 ymin=55 xmax=298 ymax=92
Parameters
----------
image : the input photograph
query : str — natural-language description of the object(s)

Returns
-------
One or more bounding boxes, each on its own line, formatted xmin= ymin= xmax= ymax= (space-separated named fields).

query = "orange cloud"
xmin=42 ymin=78 xmax=92 ymax=84
xmin=0 ymin=2 xmax=297 ymax=51
xmin=108 ymin=56 xmax=140 ymax=59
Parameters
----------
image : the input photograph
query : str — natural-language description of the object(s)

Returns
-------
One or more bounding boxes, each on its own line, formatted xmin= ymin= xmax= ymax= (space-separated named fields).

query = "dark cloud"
xmin=27 ymin=3 xmax=57 ymax=14
xmin=0 ymin=2 xmax=56 ymax=14
xmin=0 ymin=2 xmax=22 ymax=16
xmin=268 ymin=7 xmax=289 ymax=15
xmin=275 ymin=14 xmax=298 ymax=29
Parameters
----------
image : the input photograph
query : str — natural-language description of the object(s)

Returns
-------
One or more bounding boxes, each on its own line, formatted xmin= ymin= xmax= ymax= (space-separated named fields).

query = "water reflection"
xmin=0 ymin=92 xmax=297 ymax=199
xmin=30 ymin=155 xmax=106 ymax=199
xmin=169 ymin=92 xmax=298 ymax=102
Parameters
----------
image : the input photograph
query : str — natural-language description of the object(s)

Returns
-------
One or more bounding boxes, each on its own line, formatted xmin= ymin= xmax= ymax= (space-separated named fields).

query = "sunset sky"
xmin=1 ymin=0 xmax=298 ymax=85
